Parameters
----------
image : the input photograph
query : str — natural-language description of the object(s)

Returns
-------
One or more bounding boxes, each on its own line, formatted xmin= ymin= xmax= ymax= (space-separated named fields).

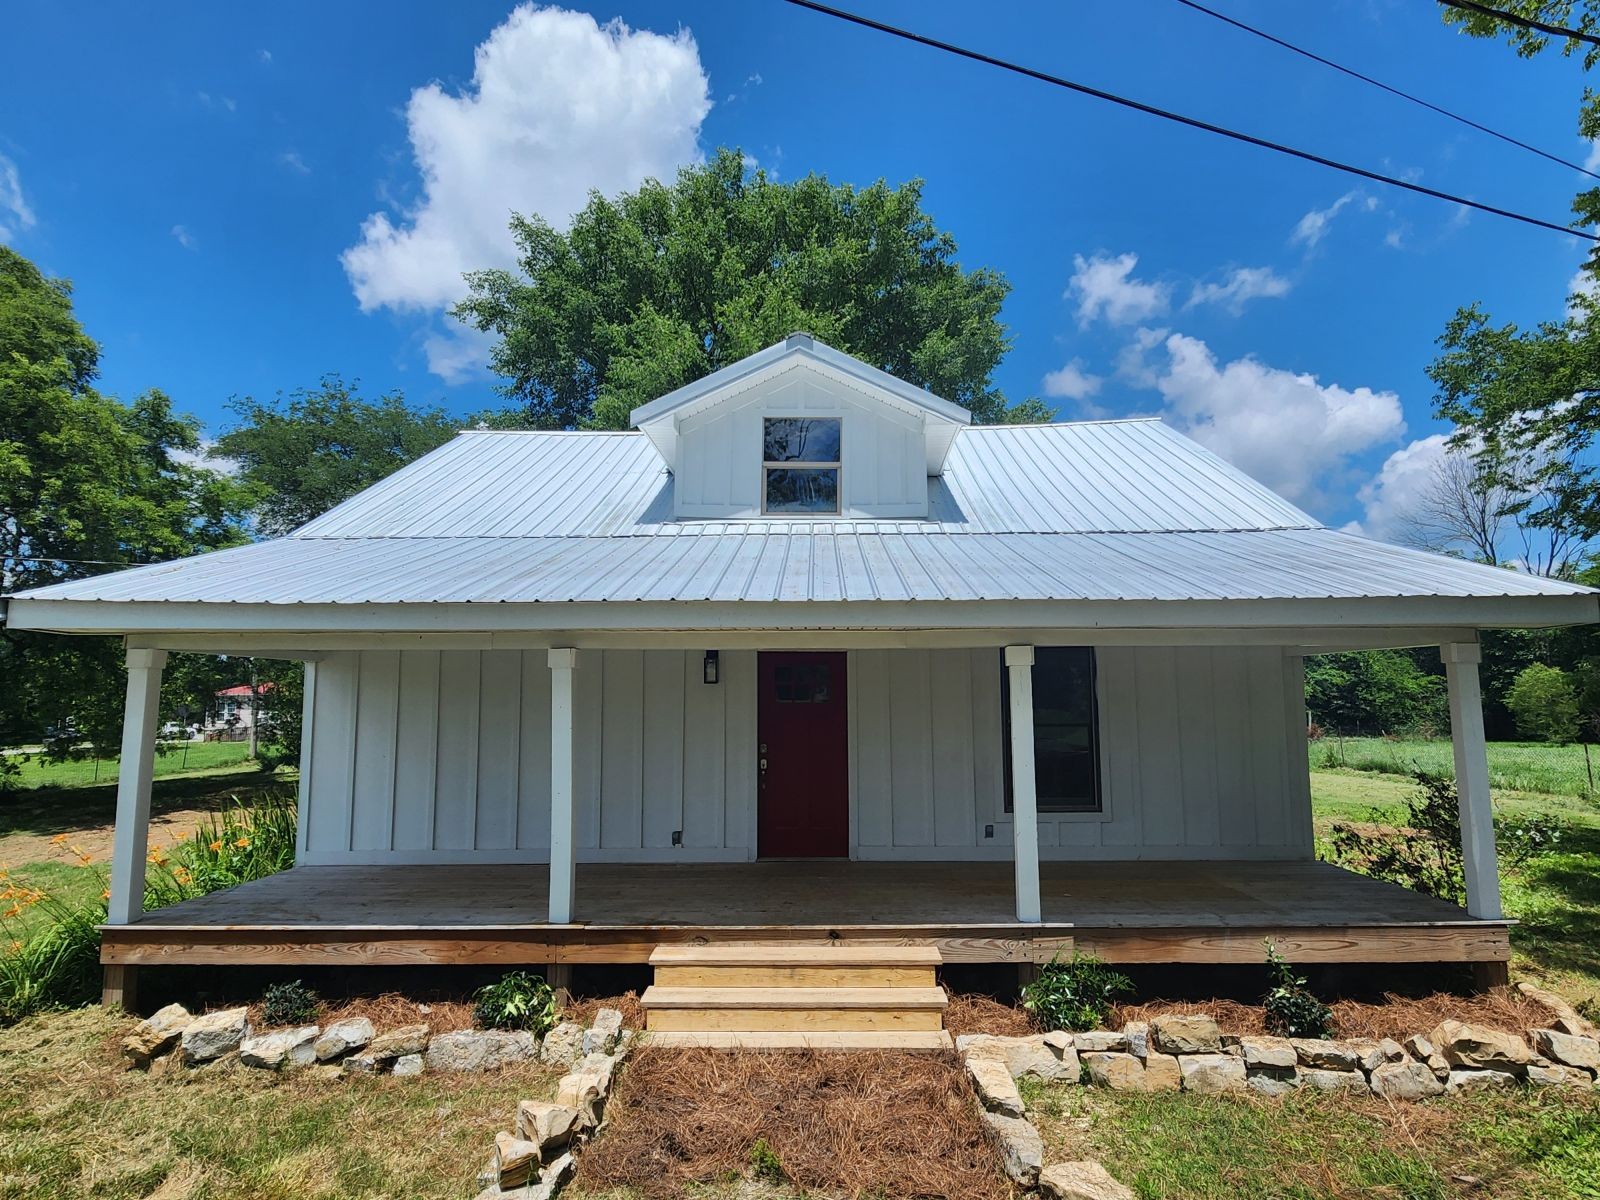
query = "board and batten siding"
xmin=297 ymin=645 xmax=1313 ymax=865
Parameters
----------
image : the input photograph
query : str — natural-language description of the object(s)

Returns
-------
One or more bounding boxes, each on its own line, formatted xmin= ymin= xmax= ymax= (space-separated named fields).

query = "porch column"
xmin=1004 ymin=645 xmax=1042 ymax=923
xmin=1442 ymin=642 xmax=1502 ymax=920
xmin=547 ymin=648 xmax=579 ymax=925
xmin=107 ymin=648 xmax=167 ymax=928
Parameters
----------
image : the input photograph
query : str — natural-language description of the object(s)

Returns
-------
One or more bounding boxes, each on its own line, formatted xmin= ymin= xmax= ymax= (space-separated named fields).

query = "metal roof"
xmin=9 ymin=416 xmax=1595 ymax=622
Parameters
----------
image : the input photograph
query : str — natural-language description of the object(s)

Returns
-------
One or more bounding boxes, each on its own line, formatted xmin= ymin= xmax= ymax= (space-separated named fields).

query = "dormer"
xmin=629 ymin=333 xmax=971 ymax=520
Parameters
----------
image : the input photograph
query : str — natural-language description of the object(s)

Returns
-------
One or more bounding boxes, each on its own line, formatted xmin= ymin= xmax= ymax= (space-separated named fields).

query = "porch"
xmin=100 ymin=859 xmax=1512 ymax=969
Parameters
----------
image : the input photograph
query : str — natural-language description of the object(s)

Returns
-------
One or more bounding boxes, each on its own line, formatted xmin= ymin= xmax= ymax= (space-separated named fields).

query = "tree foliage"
xmin=0 ymin=248 xmax=254 ymax=755
xmin=453 ymin=149 xmax=1034 ymax=429
xmin=1303 ymin=650 xmax=1446 ymax=736
xmin=1506 ymin=663 xmax=1583 ymax=743
xmin=214 ymin=376 xmax=463 ymax=537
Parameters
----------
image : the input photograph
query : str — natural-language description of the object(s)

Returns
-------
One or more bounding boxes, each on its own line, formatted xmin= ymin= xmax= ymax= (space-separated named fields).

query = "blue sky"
xmin=1 ymin=0 xmax=1593 ymax=535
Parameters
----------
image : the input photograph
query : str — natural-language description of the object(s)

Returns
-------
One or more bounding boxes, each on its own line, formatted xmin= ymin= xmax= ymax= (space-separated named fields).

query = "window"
xmin=763 ymin=417 xmax=841 ymax=514
xmin=1002 ymin=647 xmax=1101 ymax=813
xmin=774 ymin=662 xmax=832 ymax=703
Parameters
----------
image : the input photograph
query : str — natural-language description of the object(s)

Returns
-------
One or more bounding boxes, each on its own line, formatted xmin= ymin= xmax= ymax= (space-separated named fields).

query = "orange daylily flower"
xmin=233 ymin=837 xmax=250 ymax=849
xmin=208 ymin=840 xmax=224 ymax=853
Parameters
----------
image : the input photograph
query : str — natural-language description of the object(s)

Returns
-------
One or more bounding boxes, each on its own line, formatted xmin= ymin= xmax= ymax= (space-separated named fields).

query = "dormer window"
xmin=763 ymin=417 xmax=841 ymax=514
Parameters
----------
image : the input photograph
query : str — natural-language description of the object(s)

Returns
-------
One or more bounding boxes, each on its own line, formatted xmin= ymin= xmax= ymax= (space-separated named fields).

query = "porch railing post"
xmin=1004 ymin=645 xmax=1042 ymax=923
xmin=547 ymin=648 xmax=579 ymax=925
xmin=1442 ymin=642 xmax=1502 ymax=920
xmin=108 ymin=647 xmax=167 ymax=928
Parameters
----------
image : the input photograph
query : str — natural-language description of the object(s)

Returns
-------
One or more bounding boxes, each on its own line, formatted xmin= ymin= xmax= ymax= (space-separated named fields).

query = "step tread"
xmin=643 ymin=1030 xmax=955 ymax=1051
xmin=649 ymin=945 xmax=942 ymax=967
xmin=641 ymin=985 xmax=949 ymax=1010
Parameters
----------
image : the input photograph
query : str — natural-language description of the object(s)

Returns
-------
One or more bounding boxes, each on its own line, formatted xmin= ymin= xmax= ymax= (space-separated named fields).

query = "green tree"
xmin=453 ymin=149 xmax=1034 ymax=429
xmin=1506 ymin=663 xmax=1583 ymax=743
xmin=0 ymin=248 xmax=255 ymax=757
xmin=214 ymin=376 xmax=464 ymax=536
xmin=1303 ymin=650 xmax=1446 ymax=735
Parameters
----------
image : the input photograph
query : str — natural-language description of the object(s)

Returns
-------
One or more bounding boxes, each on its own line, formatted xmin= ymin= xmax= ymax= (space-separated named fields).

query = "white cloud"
xmin=1568 ymin=265 xmax=1598 ymax=316
xmin=1351 ymin=433 xmax=1450 ymax=539
xmin=341 ymin=4 xmax=711 ymax=333
xmin=170 ymin=224 xmax=197 ymax=250
xmin=259 ymin=49 xmax=273 ymax=64
xmin=0 ymin=153 xmax=36 ymax=243
xmin=1041 ymin=358 xmax=1103 ymax=401
xmin=279 ymin=150 xmax=311 ymax=175
xmin=1186 ymin=266 xmax=1291 ymax=313
xmin=1290 ymin=191 xmax=1376 ymax=248
xmin=1067 ymin=252 xmax=1170 ymax=327
xmin=171 ymin=439 xmax=241 ymax=476
xmin=423 ymin=323 xmax=498 ymax=384
xmin=196 ymin=91 xmax=237 ymax=112
xmin=1121 ymin=330 xmax=1405 ymax=503
xmin=1586 ymin=138 xmax=1600 ymax=173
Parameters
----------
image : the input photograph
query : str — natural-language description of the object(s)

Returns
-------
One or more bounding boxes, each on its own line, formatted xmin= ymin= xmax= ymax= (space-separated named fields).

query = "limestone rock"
xmin=583 ymin=1007 xmax=624 ymax=1056
xmin=181 ymin=1007 xmax=250 ymax=1064
xmin=366 ymin=1022 xmax=429 ymax=1060
xmin=556 ymin=1068 xmax=608 ymax=1127
xmin=1445 ymin=1068 xmax=1519 ymax=1093
xmin=1121 ymin=1021 xmax=1150 ymax=1059
xmin=424 ymin=1029 xmax=539 ymax=1073
xmin=1072 ymin=1030 xmax=1128 ymax=1054
xmin=539 ymin=1021 xmax=586 ymax=1069
xmin=493 ymin=1131 xmax=540 ymax=1190
xmin=122 ymin=1003 xmax=192 ymax=1064
xmin=981 ymin=1111 xmax=1044 ymax=1188
xmin=966 ymin=1054 xmax=1026 ymax=1117
xmin=1531 ymin=1029 xmax=1600 ymax=1074
xmin=1291 ymin=1040 xmax=1360 ymax=1071
xmin=527 ymin=1152 xmax=575 ymax=1200
xmin=342 ymin=1053 xmax=381 ymax=1075
xmin=1403 ymin=1033 xmax=1436 ymax=1060
xmin=962 ymin=1034 xmax=1079 ymax=1083
xmin=1369 ymin=1061 xmax=1444 ymax=1101
xmin=240 ymin=1025 xmax=319 ymax=1070
xmin=1429 ymin=1020 xmax=1531 ymax=1072
xmin=314 ymin=1017 xmax=374 ymax=1061
xmin=1246 ymin=1070 xmax=1298 ymax=1097
xmin=392 ymin=1053 xmax=424 ymax=1077
xmin=1239 ymin=1036 xmax=1295 ymax=1070
xmin=1142 ymin=1054 xmax=1182 ymax=1091
xmin=1178 ymin=1053 xmax=1246 ymax=1094
xmin=1083 ymin=1051 xmax=1178 ymax=1092
xmin=1347 ymin=1039 xmax=1388 ymax=1073
xmin=1039 ymin=1160 xmax=1136 ymax=1200
xmin=517 ymin=1100 xmax=581 ymax=1153
xmin=1527 ymin=1063 xmax=1595 ymax=1088
xmin=1517 ymin=981 xmax=1599 ymax=1038
xmin=1300 ymin=1068 xmax=1368 ymax=1094
xmin=1378 ymin=1037 xmax=1408 ymax=1063
xmin=1151 ymin=1015 xmax=1222 ymax=1055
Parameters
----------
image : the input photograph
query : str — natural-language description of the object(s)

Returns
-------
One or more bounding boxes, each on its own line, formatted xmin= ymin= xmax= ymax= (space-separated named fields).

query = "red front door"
xmin=757 ymin=651 xmax=848 ymax=858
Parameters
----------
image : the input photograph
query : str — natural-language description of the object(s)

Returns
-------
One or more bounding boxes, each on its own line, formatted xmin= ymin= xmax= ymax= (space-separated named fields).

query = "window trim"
xmin=760 ymin=416 xmax=843 ymax=516
xmin=1001 ymin=646 xmax=1103 ymax=815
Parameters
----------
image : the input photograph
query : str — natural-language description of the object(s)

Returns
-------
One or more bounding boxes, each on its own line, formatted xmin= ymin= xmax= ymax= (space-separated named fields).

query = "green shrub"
xmin=748 ymin=1138 xmax=785 ymax=1184
xmin=1506 ymin=664 xmax=1581 ymax=744
xmin=472 ymin=971 xmax=557 ymax=1034
xmin=1325 ymin=771 xmax=1466 ymax=904
xmin=0 ymin=885 xmax=104 ymax=1022
xmin=1021 ymin=951 xmax=1133 ymax=1032
xmin=1263 ymin=941 xmax=1332 ymax=1039
xmin=261 ymin=979 xmax=320 ymax=1026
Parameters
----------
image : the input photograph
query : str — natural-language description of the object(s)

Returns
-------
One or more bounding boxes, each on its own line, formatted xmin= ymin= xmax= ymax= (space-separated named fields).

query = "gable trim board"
xmin=294 ymin=645 xmax=1312 ymax=867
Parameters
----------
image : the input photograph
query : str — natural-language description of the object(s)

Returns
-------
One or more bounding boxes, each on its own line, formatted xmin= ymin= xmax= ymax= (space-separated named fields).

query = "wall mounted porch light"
xmin=703 ymin=650 xmax=720 ymax=685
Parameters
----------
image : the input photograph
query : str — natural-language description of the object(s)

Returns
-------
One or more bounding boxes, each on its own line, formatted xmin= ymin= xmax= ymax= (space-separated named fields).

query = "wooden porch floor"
xmin=102 ymin=861 xmax=1511 ymax=968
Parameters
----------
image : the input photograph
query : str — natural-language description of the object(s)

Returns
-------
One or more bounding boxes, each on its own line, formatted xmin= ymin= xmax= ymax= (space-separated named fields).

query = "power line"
xmin=779 ymin=0 xmax=1598 ymax=242
xmin=1438 ymin=0 xmax=1600 ymax=48
xmin=1176 ymin=0 xmax=1600 ymax=179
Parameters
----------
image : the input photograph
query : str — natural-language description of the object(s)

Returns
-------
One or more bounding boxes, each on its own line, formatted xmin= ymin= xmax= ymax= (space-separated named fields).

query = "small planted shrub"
xmin=1262 ymin=941 xmax=1332 ymax=1039
xmin=748 ymin=1138 xmax=785 ymax=1184
xmin=473 ymin=970 xmax=558 ymax=1034
xmin=1022 ymin=950 xmax=1133 ymax=1032
xmin=261 ymin=979 xmax=320 ymax=1026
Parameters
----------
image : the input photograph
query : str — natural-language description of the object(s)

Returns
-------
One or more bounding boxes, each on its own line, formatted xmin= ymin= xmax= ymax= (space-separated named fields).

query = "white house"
xmin=5 ymin=334 xmax=1596 ymax=1009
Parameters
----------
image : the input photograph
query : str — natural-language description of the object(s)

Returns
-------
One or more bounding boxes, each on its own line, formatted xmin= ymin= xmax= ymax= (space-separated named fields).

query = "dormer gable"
xmin=629 ymin=333 xmax=971 ymax=520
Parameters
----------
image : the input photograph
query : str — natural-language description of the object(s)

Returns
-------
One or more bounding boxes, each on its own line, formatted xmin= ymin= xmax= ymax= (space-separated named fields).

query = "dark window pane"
xmin=1001 ymin=647 xmax=1100 ymax=814
xmin=764 ymin=417 xmax=841 ymax=462
xmin=765 ymin=468 xmax=838 ymax=513
xmin=773 ymin=663 xmax=831 ymax=703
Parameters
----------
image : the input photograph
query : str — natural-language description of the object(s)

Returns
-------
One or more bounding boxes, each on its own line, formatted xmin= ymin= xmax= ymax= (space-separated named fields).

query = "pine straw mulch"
xmin=575 ymin=1047 xmax=1009 ymax=1200
xmin=565 ymin=990 xmax=647 ymax=1031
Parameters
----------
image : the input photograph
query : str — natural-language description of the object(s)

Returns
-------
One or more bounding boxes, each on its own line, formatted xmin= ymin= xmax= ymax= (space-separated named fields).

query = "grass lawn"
xmin=0 ymin=1006 xmax=561 ymax=1200
xmin=1311 ymin=736 xmax=1598 ymax=799
xmin=1027 ymin=1082 xmax=1600 ymax=1200
xmin=4 ymin=741 xmax=256 ymax=791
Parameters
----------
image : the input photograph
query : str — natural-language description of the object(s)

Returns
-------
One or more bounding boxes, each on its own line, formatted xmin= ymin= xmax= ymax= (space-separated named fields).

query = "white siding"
xmin=299 ymin=645 xmax=1313 ymax=865
xmin=673 ymin=367 xmax=929 ymax=519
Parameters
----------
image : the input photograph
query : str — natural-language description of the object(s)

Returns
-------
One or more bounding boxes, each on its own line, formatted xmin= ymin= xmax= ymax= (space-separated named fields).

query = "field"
xmin=1311 ymin=735 xmax=1598 ymax=799
xmin=3 ymin=741 xmax=256 ymax=791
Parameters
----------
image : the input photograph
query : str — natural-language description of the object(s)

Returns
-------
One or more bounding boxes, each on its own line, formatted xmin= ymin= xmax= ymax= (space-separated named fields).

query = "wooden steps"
xmin=642 ymin=943 xmax=950 ymax=1050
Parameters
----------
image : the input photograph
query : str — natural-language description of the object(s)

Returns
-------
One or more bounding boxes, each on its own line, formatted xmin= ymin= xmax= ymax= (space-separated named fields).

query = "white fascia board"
xmin=8 ymin=592 xmax=1598 ymax=636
